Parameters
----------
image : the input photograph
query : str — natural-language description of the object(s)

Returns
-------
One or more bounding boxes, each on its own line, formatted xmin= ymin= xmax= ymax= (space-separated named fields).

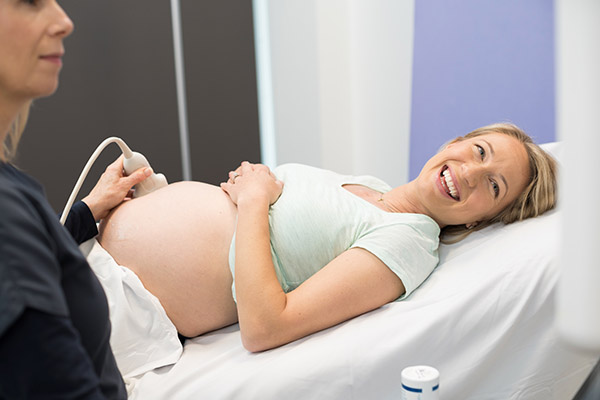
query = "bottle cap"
xmin=401 ymin=365 xmax=439 ymax=399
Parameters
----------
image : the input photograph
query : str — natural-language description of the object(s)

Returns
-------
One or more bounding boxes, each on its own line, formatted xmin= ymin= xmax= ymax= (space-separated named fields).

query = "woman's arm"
xmin=221 ymin=162 xmax=405 ymax=352
xmin=62 ymin=200 xmax=98 ymax=244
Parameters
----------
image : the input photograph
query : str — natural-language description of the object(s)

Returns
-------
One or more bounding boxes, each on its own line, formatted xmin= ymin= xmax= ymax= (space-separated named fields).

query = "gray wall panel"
xmin=16 ymin=0 xmax=260 ymax=212
xmin=182 ymin=0 xmax=261 ymax=182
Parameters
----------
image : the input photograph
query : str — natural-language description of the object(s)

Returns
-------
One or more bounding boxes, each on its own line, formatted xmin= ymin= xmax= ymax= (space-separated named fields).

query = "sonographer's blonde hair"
xmin=1 ymin=102 xmax=31 ymax=162
xmin=441 ymin=122 xmax=558 ymax=243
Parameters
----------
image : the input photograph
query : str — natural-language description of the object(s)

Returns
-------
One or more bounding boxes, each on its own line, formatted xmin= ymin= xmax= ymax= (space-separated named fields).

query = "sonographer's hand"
xmin=220 ymin=161 xmax=283 ymax=207
xmin=82 ymin=155 xmax=153 ymax=221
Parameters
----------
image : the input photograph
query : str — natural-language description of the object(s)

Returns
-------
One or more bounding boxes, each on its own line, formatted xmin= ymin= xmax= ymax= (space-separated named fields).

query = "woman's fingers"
xmin=225 ymin=162 xmax=278 ymax=190
xmin=228 ymin=161 xmax=261 ymax=183
xmin=221 ymin=161 xmax=282 ymax=206
xmin=228 ymin=170 xmax=239 ymax=183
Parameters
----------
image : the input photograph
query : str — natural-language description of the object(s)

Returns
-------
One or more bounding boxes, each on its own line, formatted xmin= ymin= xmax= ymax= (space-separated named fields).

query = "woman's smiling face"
xmin=416 ymin=132 xmax=530 ymax=228
xmin=0 ymin=0 xmax=73 ymax=102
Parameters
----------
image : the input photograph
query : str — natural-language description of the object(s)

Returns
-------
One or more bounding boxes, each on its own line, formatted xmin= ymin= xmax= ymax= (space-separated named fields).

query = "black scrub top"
xmin=0 ymin=162 xmax=126 ymax=399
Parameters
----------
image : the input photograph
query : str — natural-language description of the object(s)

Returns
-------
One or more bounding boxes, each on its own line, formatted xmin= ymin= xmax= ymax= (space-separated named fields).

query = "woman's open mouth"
xmin=440 ymin=166 xmax=460 ymax=201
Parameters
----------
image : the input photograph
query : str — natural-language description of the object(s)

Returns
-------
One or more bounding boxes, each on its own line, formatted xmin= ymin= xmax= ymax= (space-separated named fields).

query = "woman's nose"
xmin=48 ymin=2 xmax=74 ymax=38
xmin=461 ymin=163 xmax=485 ymax=188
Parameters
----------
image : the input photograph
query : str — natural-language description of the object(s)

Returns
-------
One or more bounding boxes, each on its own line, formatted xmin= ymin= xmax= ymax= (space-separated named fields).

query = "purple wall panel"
xmin=409 ymin=0 xmax=555 ymax=179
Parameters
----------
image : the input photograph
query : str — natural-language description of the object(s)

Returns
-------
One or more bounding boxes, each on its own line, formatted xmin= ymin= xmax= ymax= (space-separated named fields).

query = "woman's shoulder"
xmin=1 ymin=169 xmax=30 ymax=211
xmin=377 ymin=212 xmax=441 ymax=242
xmin=0 ymin=165 xmax=59 ymax=265
xmin=0 ymin=164 xmax=44 ymax=221
xmin=0 ymin=167 xmax=70 ymax=337
xmin=0 ymin=162 xmax=43 ymax=190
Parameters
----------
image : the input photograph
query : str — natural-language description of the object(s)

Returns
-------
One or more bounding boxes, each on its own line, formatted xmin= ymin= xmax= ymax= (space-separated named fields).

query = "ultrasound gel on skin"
xmin=401 ymin=366 xmax=439 ymax=400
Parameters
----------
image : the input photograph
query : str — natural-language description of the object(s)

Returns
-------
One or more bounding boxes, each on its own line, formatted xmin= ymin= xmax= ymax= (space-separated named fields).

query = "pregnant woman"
xmin=98 ymin=123 xmax=557 ymax=352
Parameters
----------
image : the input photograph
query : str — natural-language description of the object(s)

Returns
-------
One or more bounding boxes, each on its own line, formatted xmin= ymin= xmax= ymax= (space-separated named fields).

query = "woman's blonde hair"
xmin=441 ymin=122 xmax=558 ymax=243
xmin=1 ymin=102 xmax=31 ymax=162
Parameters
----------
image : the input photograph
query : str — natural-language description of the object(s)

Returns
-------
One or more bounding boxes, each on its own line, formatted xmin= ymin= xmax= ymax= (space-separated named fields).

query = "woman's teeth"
xmin=442 ymin=169 xmax=459 ymax=200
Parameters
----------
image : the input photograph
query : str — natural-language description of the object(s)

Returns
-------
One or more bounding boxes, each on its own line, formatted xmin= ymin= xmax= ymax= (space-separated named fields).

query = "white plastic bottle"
xmin=400 ymin=365 xmax=439 ymax=400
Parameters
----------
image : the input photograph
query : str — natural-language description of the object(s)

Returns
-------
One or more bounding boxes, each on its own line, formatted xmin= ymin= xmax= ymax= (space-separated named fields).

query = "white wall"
xmin=555 ymin=0 xmax=600 ymax=354
xmin=256 ymin=0 xmax=415 ymax=187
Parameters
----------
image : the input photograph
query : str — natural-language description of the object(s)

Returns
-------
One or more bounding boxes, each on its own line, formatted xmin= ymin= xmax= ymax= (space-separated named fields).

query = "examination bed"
xmin=81 ymin=142 xmax=597 ymax=399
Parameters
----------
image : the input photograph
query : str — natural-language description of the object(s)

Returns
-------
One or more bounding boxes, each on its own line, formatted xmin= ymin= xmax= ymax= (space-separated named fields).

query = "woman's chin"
xmin=38 ymin=84 xmax=59 ymax=99
xmin=26 ymin=78 xmax=60 ymax=100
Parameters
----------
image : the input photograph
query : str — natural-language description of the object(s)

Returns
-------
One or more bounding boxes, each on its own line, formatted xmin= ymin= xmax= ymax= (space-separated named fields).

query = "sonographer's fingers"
xmin=106 ymin=154 xmax=125 ymax=171
xmin=122 ymin=165 xmax=153 ymax=189
xmin=107 ymin=155 xmax=151 ymax=186
xmin=82 ymin=156 xmax=152 ymax=221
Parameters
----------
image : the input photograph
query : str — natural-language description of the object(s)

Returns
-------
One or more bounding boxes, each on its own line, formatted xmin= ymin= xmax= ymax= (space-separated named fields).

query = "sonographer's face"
xmin=0 ymin=0 xmax=73 ymax=102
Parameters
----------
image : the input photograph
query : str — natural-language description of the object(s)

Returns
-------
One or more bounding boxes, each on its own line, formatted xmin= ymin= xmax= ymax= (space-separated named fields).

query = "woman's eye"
xmin=491 ymin=180 xmax=499 ymax=197
xmin=476 ymin=144 xmax=485 ymax=160
xmin=22 ymin=0 xmax=38 ymax=5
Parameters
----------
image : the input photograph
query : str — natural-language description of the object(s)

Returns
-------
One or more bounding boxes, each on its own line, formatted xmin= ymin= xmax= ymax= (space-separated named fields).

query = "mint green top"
xmin=228 ymin=164 xmax=440 ymax=301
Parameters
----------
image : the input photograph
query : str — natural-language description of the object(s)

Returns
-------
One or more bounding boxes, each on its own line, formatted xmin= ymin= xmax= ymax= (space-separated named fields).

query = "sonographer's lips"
xmin=40 ymin=52 xmax=64 ymax=65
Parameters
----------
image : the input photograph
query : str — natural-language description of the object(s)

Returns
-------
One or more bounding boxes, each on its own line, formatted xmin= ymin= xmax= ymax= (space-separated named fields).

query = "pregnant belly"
xmin=98 ymin=181 xmax=239 ymax=336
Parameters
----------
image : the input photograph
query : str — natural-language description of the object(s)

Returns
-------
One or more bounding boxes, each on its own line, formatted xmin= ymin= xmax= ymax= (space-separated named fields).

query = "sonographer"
xmin=0 ymin=2 xmax=150 ymax=398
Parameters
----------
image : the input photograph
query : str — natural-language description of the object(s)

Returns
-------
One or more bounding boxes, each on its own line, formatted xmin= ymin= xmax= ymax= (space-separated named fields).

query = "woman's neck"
xmin=385 ymin=182 xmax=427 ymax=214
xmin=385 ymin=181 xmax=445 ymax=228
xmin=0 ymin=95 xmax=27 ymax=154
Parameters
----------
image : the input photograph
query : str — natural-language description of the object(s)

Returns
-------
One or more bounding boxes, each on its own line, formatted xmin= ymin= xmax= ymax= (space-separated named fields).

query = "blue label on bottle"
xmin=401 ymin=384 xmax=423 ymax=393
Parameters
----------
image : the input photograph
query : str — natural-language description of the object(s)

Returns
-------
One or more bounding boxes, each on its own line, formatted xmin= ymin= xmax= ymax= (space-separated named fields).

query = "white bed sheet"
xmin=90 ymin=142 xmax=597 ymax=399
xmin=121 ymin=208 xmax=595 ymax=400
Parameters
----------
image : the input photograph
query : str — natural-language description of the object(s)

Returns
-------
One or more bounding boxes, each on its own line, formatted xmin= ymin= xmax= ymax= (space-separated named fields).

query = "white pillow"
xmin=80 ymin=239 xmax=182 ymax=379
xmin=540 ymin=141 xmax=562 ymax=161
